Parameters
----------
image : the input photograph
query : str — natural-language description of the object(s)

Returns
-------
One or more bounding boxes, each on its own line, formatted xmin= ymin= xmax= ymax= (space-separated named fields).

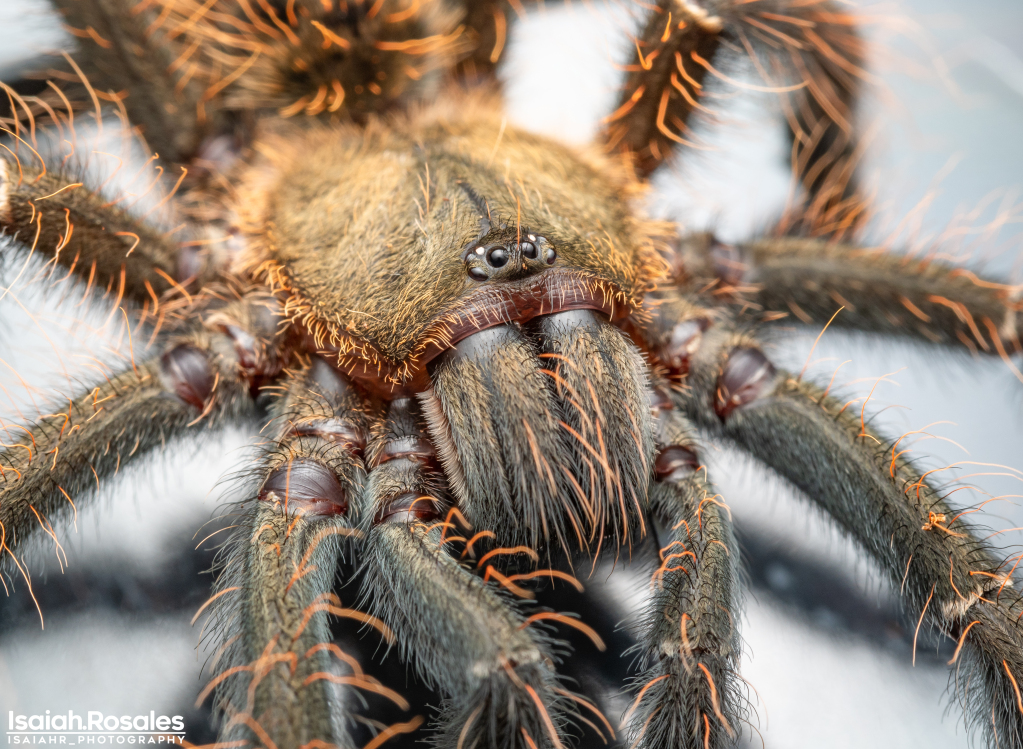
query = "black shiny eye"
xmin=521 ymin=241 xmax=537 ymax=259
xmin=486 ymin=245 xmax=509 ymax=268
xmin=544 ymin=247 xmax=557 ymax=265
xmin=467 ymin=264 xmax=489 ymax=281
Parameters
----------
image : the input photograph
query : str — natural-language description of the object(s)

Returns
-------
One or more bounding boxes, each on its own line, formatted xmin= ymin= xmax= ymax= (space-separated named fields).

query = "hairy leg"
xmin=450 ymin=1 xmax=554 ymax=84
xmin=203 ymin=356 xmax=381 ymax=748
xmin=676 ymin=232 xmax=1023 ymax=361
xmin=626 ymin=384 xmax=742 ymax=749
xmin=451 ymin=0 xmax=515 ymax=84
xmin=601 ymin=0 xmax=722 ymax=177
xmin=604 ymin=0 xmax=864 ymax=225
xmin=5 ymin=0 xmax=479 ymax=211
xmin=361 ymin=522 xmax=570 ymax=749
xmin=11 ymin=0 xmax=216 ymax=165
xmin=0 ymin=158 xmax=192 ymax=303
xmin=0 ymin=293 xmax=281 ymax=567
xmin=671 ymin=320 xmax=1023 ymax=746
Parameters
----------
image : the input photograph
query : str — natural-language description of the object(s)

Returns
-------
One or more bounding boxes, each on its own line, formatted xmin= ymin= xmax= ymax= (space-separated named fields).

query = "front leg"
xmin=362 ymin=521 xmax=571 ymax=749
xmin=359 ymin=394 xmax=574 ymax=749
xmin=627 ymin=384 xmax=742 ymax=749
xmin=202 ymin=357 xmax=396 ymax=747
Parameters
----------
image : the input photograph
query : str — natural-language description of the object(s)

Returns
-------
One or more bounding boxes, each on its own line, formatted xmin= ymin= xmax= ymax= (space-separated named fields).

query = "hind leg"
xmin=11 ymin=0 xmax=218 ymax=165
xmin=626 ymin=382 xmax=743 ymax=749
xmin=603 ymin=0 xmax=864 ymax=229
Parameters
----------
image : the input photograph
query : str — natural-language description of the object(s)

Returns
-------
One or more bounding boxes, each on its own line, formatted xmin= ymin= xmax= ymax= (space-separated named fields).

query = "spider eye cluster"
xmin=464 ymin=234 xmax=557 ymax=283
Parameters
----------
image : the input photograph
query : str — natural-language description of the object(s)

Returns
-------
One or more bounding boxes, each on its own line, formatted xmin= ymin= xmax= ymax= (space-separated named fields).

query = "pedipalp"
xmin=202 ymin=355 xmax=380 ymax=747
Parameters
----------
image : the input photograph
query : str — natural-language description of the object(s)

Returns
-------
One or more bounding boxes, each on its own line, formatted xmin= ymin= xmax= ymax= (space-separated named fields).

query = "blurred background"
xmin=0 ymin=1 xmax=1022 ymax=747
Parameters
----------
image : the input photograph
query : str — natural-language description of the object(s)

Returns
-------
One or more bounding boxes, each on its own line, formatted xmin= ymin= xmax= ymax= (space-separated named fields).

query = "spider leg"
xmin=626 ymin=383 xmax=741 ymax=749
xmin=654 ymin=317 xmax=1023 ymax=746
xmin=676 ymin=232 xmax=1023 ymax=360
xmin=6 ymin=0 xmax=216 ymax=165
xmin=6 ymin=0 xmax=472 ymax=170
xmin=359 ymin=399 xmax=571 ymax=749
xmin=0 ymin=158 xmax=193 ymax=304
xmin=450 ymin=1 xmax=547 ymax=85
xmin=0 ymin=293 xmax=280 ymax=564
xmin=602 ymin=0 xmax=722 ymax=177
xmin=204 ymin=356 xmax=377 ymax=748
xmin=605 ymin=0 xmax=863 ymax=224
xmin=363 ymin=523 xmax=573 ymax=749
xmin=450 ymin=1 xmax=514 ymax=84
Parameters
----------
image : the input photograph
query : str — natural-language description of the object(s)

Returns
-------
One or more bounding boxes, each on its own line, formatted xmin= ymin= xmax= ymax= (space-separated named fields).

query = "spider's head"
xmin=233 ymin=98 xmax=661 ymax=396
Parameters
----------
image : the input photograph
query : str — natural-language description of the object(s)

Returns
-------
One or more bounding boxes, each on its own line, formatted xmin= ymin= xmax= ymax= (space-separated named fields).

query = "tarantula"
xmin=1 ymin=0 xmax=1022 ymax=747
